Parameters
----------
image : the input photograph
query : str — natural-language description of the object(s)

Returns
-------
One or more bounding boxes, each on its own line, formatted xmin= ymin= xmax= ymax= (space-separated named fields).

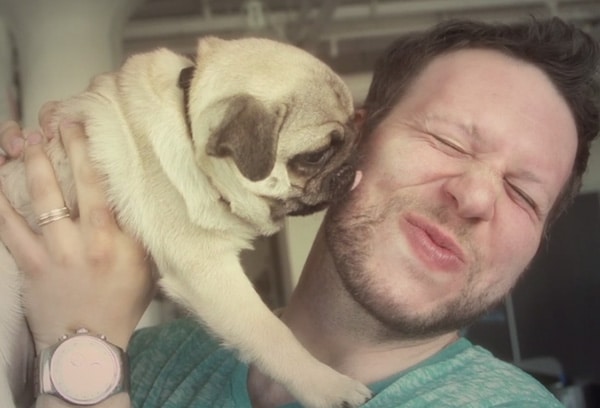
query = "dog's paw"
xmin=297 ymin=374 xmax=373 ymax=408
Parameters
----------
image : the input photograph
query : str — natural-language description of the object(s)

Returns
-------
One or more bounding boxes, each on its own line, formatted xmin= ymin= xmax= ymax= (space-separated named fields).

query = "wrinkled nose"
xmin=443 ymin=166 xmax=501 ymax=222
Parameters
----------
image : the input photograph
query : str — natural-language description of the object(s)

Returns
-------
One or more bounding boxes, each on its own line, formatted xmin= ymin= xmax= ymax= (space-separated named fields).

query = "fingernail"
xmin=25 ymin=130 xmax=42 ymax=145
xmin=10 ymin=136 xmax=24 ymax=154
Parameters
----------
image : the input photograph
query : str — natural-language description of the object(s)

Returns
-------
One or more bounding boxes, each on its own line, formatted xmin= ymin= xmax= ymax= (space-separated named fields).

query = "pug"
xmin=0 ymin=37 xmax=372 ymax=407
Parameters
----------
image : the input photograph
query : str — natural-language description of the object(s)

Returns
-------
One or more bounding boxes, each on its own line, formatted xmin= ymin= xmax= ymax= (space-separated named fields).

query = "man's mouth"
xmin=403 ymin=214 xmax=466 ymax=271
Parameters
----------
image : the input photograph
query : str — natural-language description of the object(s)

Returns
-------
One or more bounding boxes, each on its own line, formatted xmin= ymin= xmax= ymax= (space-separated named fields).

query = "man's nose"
xmin=442 ymin=165 xmax=501 ymax=222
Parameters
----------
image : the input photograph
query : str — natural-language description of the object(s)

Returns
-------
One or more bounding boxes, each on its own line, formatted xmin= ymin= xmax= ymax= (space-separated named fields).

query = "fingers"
xmin=58 ymin=121 xmax=119 ymax=237
xmin=23 ymin=130 xmax=75 ymax=250
xmin=0 ymin=120 xmax=25 ymax=159
xmin=0 ymin=101 xmax=59 ymax=162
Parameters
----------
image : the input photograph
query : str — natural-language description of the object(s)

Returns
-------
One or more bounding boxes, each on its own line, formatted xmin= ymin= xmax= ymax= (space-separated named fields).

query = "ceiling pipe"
xmin=124 ymin=0 xmax=599 ymax=42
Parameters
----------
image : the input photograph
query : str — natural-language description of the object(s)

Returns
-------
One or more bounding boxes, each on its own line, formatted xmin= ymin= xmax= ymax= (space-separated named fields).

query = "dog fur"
xmin=0 ymin=37 xmax=372 ymax=407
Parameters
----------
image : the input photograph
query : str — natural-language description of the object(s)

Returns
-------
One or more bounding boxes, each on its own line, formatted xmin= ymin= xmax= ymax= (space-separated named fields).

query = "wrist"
xmin=35 ymin=393 xmax=130 ymax=408
xmin=34 ymin=326 xmax=132 ymax=355
xmin=34 ymin=329 xmax=129 ymax=406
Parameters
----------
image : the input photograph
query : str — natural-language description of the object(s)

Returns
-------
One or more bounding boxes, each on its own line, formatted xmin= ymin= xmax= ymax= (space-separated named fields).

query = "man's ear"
xmin=349 ymin=108 xmax=368 ymax=147
xmin=206 ymin=94 xmax=286 ymax=181
xmin=353 ymin=108 xmax=367 ymax=130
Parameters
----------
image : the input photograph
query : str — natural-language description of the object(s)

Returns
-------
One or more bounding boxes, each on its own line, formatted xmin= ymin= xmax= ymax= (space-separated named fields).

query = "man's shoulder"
xmin=128 ymin=318 xmax=243 ymax=407
xmin=129 ymin=316 xmax=229 ymax=368
xmin=373 ymin=338 xmax=563 ymax=407
xmin=130 ymin=317 xmax=216 ymax=351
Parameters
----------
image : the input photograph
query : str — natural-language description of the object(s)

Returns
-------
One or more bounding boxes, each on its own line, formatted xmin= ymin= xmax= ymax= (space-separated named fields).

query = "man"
xmin=0 ymin=17 xmax=598 ymax=408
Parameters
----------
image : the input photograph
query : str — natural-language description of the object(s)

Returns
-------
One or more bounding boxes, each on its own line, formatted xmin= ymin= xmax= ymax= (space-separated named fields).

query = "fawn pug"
xmin=0 ymin=37 xmax=371 ymax=407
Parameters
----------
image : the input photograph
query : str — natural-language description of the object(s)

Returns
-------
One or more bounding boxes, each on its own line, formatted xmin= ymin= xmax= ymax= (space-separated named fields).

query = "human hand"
xmin=0 ymin=118 xmax=155 ymax=352
xmin=0 ymin=120 xmax=25 ymax=163
xmin=0 ymin=102 xmax=59 ymax=162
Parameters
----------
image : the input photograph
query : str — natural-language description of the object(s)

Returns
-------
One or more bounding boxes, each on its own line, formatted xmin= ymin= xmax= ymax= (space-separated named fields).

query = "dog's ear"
xmin=207 ymin=94 xmax=285 ymax=181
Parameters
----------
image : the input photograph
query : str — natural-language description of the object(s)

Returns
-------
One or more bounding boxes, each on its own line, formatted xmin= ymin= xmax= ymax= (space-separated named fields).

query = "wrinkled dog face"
xmin=274 ymin=109 xmax=359 ymax=218
xmin=188 ymin=37 xmax=359 ymax=222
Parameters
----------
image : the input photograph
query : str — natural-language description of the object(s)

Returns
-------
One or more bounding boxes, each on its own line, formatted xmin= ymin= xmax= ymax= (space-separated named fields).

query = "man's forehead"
xmin=386 ymin=48 xmax=577 ymax=203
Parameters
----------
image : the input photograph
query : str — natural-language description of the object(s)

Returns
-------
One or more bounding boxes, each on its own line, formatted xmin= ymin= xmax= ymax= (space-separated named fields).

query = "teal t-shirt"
xmin=128 ymin=318 xmax=563 ymax=407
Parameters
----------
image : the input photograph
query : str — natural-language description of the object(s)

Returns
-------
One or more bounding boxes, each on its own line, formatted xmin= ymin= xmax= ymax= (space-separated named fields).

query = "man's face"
xmin=325 ymin=49 xmax=578 ymax=338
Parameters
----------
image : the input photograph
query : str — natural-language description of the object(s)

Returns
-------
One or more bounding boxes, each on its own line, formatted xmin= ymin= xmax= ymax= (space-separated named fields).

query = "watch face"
xmin=50 ymin=335 xmax=121 ymax=405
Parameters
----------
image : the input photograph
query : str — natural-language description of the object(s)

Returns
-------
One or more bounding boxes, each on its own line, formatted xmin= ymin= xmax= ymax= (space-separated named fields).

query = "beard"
xmin=324 ymin=192 xmax=505 ymax=341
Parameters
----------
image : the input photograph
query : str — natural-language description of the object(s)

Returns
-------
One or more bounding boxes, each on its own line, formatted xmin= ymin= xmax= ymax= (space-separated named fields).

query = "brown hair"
xmin=362 ymin=18 xmax=600 ymax=226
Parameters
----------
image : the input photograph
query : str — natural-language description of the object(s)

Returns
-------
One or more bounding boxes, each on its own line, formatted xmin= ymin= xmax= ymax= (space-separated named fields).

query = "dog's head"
xmin=184 ymin=37 xmax=359 ymax=227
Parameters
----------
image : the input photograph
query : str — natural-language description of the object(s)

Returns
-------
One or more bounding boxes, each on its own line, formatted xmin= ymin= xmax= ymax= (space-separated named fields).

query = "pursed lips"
xmin=404 ymin=213 xmax=467 ymax=270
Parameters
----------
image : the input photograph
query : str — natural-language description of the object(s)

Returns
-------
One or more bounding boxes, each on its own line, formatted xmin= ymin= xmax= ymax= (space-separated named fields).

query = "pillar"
xmin=0 ymin=0 xmax=144 ymax=126
xmin=0 ymin=16 xmax=17 ymax=120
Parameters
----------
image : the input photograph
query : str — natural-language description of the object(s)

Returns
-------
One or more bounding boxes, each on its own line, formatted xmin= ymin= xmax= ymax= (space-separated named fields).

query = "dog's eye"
xmin=289 ymin=130 xmax=344 ymax=174
xmin=289 ymin=146 xmax=335 ymax=175
xmin=299 ymin=147 xmax=332 ymax=166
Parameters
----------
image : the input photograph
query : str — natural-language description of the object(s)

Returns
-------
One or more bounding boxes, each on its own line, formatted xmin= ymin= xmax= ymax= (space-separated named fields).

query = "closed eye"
xmin=430 ymin=134 xmax=468 ymax=155
xmin=298 ymin=146 xmax=333 ymax=166
xmin=507 ymin=181 xmax=539 ymax=213
xmin=288 ymin=145 xmax=335 ymax=176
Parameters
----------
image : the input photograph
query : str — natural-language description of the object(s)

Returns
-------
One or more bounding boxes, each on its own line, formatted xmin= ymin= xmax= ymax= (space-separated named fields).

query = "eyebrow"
xmin=422 ymin=114 xmax=479 ymax=140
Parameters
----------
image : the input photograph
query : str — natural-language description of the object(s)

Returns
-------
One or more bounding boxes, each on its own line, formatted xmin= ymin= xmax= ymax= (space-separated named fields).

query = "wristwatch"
xmin=34 ymin=328 xmax=129 ymax=405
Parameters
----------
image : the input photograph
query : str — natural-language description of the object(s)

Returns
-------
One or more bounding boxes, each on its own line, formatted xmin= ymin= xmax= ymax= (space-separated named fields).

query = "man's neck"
xmin=247 ymin=240 xmax=459 ymax=407
xmin=280 ymin=296 xmax=460 ymax=385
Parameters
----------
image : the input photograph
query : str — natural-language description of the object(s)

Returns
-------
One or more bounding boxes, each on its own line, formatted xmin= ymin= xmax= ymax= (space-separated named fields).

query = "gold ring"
xmin=37 ymin=206 xmax=71 ymax=227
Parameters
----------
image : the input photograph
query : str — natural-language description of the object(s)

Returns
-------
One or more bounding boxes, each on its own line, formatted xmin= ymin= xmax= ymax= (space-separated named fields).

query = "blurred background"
xmin=0 ymin=1 xmax=599 ymax=406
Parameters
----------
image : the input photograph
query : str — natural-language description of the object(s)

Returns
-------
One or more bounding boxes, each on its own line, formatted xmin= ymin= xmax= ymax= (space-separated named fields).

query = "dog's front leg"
xmin=156 ymin=247 xmax=372 ymax=408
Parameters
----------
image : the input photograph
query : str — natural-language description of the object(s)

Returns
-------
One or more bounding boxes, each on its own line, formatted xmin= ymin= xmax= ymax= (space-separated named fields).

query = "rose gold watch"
xmin=34 ymin=328 xmax=129 ymax=406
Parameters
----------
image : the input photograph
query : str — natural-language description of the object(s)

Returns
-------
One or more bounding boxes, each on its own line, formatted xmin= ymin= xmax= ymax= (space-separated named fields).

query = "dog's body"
xmin=0 ymin=37 xmax=371 ymax=407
